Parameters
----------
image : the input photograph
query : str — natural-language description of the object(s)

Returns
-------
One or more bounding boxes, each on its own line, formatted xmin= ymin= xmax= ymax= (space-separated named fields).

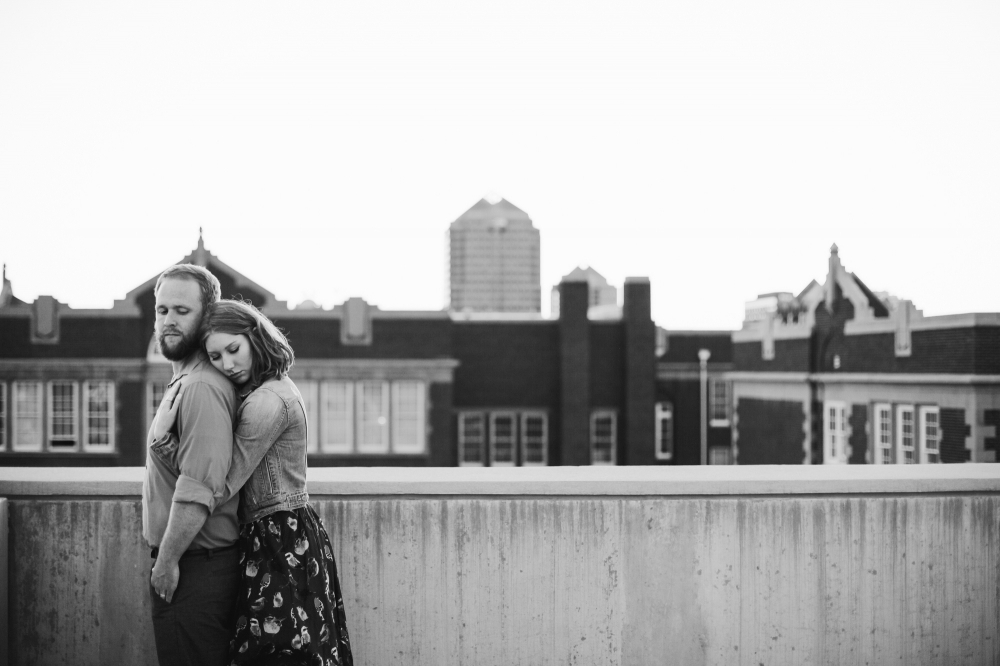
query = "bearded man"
xmin=141 ymin=263 xmax=240 ymax=666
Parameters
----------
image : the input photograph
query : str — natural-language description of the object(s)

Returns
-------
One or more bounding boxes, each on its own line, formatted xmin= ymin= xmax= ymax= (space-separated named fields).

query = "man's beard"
xmin=157 ymin=328 xmax=199 ymax=361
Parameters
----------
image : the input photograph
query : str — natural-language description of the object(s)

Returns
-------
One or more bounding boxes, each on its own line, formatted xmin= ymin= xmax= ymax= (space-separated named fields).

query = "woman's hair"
xmin=200 ymin=300 xmax=295 ymax=387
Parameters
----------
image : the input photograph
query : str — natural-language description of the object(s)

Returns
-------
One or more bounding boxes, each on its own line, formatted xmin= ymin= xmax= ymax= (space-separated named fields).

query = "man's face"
xmin=154 ymin=277 xmax=204 ymax=361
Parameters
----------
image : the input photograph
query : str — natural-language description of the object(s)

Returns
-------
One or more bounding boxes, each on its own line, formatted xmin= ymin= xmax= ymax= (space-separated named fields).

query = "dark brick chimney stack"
xmin=623 ymin=277 xmax=655 ymax=465
xmin=558 ymin=277 xmax=591 ymax=465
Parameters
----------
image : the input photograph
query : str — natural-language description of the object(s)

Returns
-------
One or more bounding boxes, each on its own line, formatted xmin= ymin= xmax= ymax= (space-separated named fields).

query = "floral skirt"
xmin=230 ymin=505 xmax=353 ymax=666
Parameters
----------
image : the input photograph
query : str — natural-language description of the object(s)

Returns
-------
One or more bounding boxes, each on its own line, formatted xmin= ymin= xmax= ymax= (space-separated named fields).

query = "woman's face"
xmin=205 ymin=332 xmax=253 ymax=386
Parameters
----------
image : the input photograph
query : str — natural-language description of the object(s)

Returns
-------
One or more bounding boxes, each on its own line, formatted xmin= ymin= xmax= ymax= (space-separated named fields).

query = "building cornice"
xmin=724 ymin=372 xmax=812 ymax=383
xmin=290 ymin=358 xmax=460 ymax=383
xmin=725 ymin=370 xmax=1000 ymax=386
xmin=845 ymin=312 xmax=1000 ymax=335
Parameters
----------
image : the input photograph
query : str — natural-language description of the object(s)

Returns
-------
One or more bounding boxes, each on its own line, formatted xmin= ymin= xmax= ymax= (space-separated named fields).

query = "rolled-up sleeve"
xmin=173 ymin=381 xmax=234 ymax=513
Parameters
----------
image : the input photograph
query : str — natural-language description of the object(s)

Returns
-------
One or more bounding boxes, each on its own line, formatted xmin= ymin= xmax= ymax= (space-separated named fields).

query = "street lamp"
xmin=698 ymin=349 xmax=711 ymax=465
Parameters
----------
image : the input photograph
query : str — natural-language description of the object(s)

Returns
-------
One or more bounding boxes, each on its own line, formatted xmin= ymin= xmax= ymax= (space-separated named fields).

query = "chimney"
xmin=622 ymin=277 xmax=655 ymax=465
xmin=558 ymin=276 xmax=590 ymax=465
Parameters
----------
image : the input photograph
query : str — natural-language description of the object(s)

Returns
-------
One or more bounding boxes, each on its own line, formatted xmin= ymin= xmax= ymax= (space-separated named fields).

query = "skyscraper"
xmin=447 ymin=197 xmax=541 ymax=312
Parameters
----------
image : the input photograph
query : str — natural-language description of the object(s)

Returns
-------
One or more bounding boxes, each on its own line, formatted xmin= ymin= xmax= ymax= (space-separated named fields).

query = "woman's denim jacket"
xmin=222 ymin=375 xmax=310 ymax=524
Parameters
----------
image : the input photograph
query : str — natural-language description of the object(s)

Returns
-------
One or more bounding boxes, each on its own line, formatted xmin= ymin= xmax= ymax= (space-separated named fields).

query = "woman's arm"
xmin=218 ymin=388 xmax=288 ymax=507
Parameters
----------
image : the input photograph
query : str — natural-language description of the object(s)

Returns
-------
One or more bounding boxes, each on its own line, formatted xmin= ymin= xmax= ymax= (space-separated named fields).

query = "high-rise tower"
xmin=447 ymin=197 xmax=541 ymax=312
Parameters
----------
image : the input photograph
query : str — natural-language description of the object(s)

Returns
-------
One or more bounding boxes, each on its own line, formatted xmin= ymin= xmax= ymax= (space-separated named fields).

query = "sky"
xmin=1 ymin=0 xmax=998 ymax=330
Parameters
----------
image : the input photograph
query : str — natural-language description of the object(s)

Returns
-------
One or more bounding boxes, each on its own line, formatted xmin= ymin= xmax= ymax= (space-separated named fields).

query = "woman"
xmin=154 ymin=299 xmax=353 ymax=666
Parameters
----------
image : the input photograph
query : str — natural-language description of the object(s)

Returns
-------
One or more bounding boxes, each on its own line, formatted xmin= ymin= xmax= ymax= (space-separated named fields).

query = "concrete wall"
xmin=1 ymin=466 xmax=999 ymax=666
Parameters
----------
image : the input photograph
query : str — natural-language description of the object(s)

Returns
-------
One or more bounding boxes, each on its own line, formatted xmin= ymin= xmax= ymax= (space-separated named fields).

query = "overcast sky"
xmin=1 ymin=0 xmax=997 ymax=330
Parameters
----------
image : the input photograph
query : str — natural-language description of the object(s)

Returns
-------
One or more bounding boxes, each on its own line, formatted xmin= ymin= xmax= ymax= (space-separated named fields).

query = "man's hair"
xmin=154 ymin=264 xmax=222 ymax=313
xmin=201 ymin=299 xmax=295 ymax=387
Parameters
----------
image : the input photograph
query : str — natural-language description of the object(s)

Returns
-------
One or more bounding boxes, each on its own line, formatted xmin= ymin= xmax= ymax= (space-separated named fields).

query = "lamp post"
xmin=698 ymin=348 xmax=711 ymax=465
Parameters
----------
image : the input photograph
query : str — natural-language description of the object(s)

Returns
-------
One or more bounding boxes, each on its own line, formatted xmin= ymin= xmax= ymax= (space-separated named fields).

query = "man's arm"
xmin=150 ymin=501 xmax=209 ymax=603
xmin=151 ymin=379 xmax=235 ymax=603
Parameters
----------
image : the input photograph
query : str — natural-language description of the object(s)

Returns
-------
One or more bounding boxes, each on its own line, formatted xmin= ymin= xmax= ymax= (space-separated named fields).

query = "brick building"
xmin=656 ymin=330 xmax=734 ymax=466
xmin=729 ymin=245 xmax=1000 ymax=464
xmin=0 ymin=237 xmax=736 ymax=468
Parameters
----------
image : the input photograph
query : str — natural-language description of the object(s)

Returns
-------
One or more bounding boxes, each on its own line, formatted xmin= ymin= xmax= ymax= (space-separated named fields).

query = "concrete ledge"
xmin=1 ymin=464 xmax=998 ymax=497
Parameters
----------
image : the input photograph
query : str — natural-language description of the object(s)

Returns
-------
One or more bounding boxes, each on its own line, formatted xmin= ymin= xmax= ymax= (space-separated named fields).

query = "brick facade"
xmin=735 ymin=398 xmax=806 ymax=465
xmin=939 ymin=408 xmax=971 ymax=463
xmin=730 ymin=246 xmax=1000 ymax=465
xmin=0 ymin=243 xmax=669 ymax=468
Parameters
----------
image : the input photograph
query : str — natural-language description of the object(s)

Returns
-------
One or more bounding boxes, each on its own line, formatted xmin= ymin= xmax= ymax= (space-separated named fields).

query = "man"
xmin=142 ymin=263 xmax=240 ymax=666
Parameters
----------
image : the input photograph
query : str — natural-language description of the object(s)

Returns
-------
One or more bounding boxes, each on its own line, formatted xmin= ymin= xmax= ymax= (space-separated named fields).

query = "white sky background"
xmin=1 ymin=0 xmax=997 ymax=330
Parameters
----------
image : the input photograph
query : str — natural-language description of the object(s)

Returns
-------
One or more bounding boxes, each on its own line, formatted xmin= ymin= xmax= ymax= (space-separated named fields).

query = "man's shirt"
xmin=142 ymin=350 xmax=240 ymax=550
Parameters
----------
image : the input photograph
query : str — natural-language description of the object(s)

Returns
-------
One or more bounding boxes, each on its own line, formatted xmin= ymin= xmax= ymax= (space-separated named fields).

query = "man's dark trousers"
xmin=150 ymin=547 xmax=240 ymax=666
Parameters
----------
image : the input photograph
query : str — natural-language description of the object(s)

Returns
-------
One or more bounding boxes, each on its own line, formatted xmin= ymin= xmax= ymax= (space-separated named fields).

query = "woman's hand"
xmin=152 ymin=381 xmax=183 ymax=441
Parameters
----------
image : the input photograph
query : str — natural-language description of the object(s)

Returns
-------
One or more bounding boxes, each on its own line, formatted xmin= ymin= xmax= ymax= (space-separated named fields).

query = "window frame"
xmin=708 ymin=447 xmax=733 ymax=465
xmin=0 ymin=382 xmax=6 ymax=451
xmin=708 ymin=378 xmax=731 ymax=427
xmin=590 ymin=409 xmax=617 ymax=466
xmin=12 ymin=381 xmax=44 ymax=452
xmin=489 ymin=411 xmax=517 ymax=466
xmin=47 ymin=380 xmax=80 ymax=451
xmin=654 ymin=401 xmax=674 ymax=461
xmin=391 ymin=381 xmax=426 ymax=454
xmin=321 ymin=381 xmax=355 ymax=454
xmin=872 ymin=402 xmax=893 ymax=465
xmin=297 ymin=380 xmax=320 ymax=454
xmin=355 ymin=380 xmax=390 ymax=454
xmin=919 ymin=405 xmax=940 ymax=464
xmin=82 ymin=380 xmax=116 ymax=453
xmin=147 ymin=381 xmax=168 ymax=439
xmin=823 ymin=401 xmax=848 ymax=464
xmin=896 ymin=404 xmax=916 ymax=465
xmin=457 ymin=412 xmax=486 ymax=467
xmin=519 ymin=411 xmax=548 ymax=466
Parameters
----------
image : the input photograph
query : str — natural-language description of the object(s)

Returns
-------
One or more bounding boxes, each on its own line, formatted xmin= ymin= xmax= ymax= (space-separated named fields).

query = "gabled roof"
xmin=112 ymin=232 xmax=288 ymax=315
xmin=561 ymin=265 xmax=609 ymax=286
xmin=850 ymin=273 xmax=890 ymax=318
xmin=0 ymin=264 xmax=26 ymax=308
xmin=451 ymin=197 xmax=534 ymax=228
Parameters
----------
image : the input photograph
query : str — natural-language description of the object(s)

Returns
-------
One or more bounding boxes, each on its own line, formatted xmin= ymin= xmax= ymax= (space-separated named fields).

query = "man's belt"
xmin=150 ymin=542 xmax=238 ymax=560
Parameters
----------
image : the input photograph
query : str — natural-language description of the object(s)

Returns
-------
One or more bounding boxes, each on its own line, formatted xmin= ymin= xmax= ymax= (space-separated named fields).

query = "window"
xmin=147 ymin=381 xmax=168 ymax=436
xmin=82 ymin=381 xmax=115 ymax=451
xmin=872 ymin=403 xmax=893 ymax=465
xmin=919 ymin=406 xmax=940 ymax=464
xmin=654 ymin=402 xmax=674 ymax=461
xmin=13 ymin=381 xmax=43 ymax=451
xmin=823 ymin=401 xmax=847 ymax=464
xmin=297 ymin=381 xmax=319 ymax=454
xmin=708 ymin=379 xmax=731 ymax=426
xmin=0 ymin=383 xmax=6 ymax=451
xmin=458 ymin=412 xmax=486 ymax=466
xmin=489 ymin=412 xmax=517 ymax=466
xmin=591 ymin=410 xmax=617 ymax=465
xmin=391 ymin=381 xmax=426 ymax=454
xmin=48 ymin=380 xmax=79 ymax=450
xmin=709 ymin=447 xmax=733 ymax=465
xmin=320 ymin=381 xmax=354 ymax=453
xmin=520 ymin=412 xmax=547 ymax=465
xmin=355 ymin=381 xmax=389 ymax=453
xmin=896 ymin=405 xmax=915 ymax=464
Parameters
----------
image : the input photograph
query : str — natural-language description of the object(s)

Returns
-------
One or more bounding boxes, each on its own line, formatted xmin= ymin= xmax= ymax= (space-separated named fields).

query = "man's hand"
xmin=152 ymin=381 xmax=183 ymax=441
xmin=151 ymin=556 xmax=180 ymax=603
